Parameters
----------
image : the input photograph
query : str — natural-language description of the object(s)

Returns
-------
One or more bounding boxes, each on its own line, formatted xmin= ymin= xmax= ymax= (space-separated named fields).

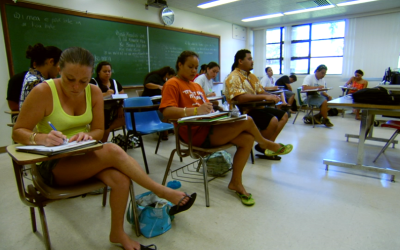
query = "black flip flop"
xmin=255 ymin=154 xmax=281 ymax=160
xmin=254 ymin=144 xmax=281 ymax=160
xmin=168 ymin=193 xmax=197 ymax=216
xmin=141 ymin=244 xmax=157 ymax=250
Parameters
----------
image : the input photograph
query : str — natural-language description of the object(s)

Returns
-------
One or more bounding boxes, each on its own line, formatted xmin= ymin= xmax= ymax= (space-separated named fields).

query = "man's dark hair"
xmin=231 ymin=49 xmax=251 ymax=72
xmin=289 ymin=74 xmax=297 ymax=81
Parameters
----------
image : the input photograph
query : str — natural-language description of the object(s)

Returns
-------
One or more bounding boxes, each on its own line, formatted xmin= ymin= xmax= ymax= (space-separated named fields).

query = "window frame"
xmin=266 ymin=27 xmax=284 ymax=74
xmin=290 ymin=21 xmax=345 ymax=75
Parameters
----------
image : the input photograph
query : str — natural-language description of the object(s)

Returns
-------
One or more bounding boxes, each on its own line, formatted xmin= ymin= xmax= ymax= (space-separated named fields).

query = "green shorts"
xmin=37 ymin=159 xmax=60 ymax=186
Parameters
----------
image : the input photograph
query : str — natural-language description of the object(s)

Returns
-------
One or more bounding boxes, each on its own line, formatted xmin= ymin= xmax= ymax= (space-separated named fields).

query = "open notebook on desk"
xmin=104 ymin=94 xmax=128 ymax=100
xmin=16 ymin=140 xmax=99 ymax=156
xmin=178 ymin=111 xmax=230 ymax=123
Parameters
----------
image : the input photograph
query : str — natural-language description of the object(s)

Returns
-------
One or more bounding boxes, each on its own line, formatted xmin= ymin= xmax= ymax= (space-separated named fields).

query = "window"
xmin=266 ymin=27 xmax=284 ymax=74
xmin=290 ymin=20 xmax=345 ymax=75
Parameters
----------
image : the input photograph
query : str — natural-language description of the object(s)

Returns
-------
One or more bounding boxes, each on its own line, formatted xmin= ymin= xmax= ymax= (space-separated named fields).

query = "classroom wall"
xmin=0 ymin=0 xmax=247 ymax=147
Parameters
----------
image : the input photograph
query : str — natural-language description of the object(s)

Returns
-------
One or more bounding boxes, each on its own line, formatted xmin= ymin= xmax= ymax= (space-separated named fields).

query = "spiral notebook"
xmin=16 ymin=140 xmax=99 ymax=156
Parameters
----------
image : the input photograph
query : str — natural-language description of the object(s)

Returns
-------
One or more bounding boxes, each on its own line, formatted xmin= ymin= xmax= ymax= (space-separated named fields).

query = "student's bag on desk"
xmin=126 ymin=191 xmax=173 ymax=238
xmin=352 ymin=87 xmax=400 ymax=105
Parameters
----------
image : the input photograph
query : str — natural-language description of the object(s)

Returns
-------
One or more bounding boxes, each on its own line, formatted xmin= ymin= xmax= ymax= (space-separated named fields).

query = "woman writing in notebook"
xmin=160 ymin=51 xmax=293 ymax=206
xmin=344 ymin=69 xmax=368 ymax=120
xmin=12 ymin=47 xmax=195 ymax=250
xmin=90 ymin=61 xmax=125 ymax=142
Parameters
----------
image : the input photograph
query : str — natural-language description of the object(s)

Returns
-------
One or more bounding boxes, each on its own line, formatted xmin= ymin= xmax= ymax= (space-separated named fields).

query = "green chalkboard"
xmin=2 ymin=2 xmax=220 ymax=86
xmin=5 ymin=5 xmax=148 ymax=86
xmin=149 ymin=27 xmax=220 ymax=81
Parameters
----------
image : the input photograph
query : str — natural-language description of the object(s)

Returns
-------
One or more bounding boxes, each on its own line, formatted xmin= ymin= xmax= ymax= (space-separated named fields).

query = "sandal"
xmin=168 ymin=193 xmax=197 ymax=216
xmin=254 ymin=144 xmax=281 ymax=160
xmin=141 ymin=244 xmax=157 ymax=250
xmin=235 ymin=192 xmax=255 ymax=206
xmin=264 ymin=143 xmax=293 ymax=156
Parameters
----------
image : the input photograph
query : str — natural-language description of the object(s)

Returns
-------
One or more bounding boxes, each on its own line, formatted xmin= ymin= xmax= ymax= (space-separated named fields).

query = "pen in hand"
xmin=48 ymin=121 xmax=68 ymax=145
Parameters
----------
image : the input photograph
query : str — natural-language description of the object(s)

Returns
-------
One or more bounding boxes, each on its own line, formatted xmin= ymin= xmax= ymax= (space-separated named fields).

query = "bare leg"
xmin=320 ymin=100 xmax=329 ymax=119
xmin=226 ymin=133 xmax=254 ymax=196
xmin=52 ymin=143 xmax=189 ymax=206
xmin=102 ymin=115 xmax=126 ymax=142
xmin=95 ymin=169 xmax=140 ymax=250
xmin=261 ymin=113 xmax=288 ymax=142
xmin=209 ymin=117 xmax=282 ymax=152
xmin=355 ymin=109 xmax=361 ymax=120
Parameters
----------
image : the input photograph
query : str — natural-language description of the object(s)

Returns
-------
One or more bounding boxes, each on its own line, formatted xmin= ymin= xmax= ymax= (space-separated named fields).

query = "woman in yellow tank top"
xmin=345 ymin=69 xmax=369 ymax=120
xmin=12 ymin=47 xmax=195 ymax=250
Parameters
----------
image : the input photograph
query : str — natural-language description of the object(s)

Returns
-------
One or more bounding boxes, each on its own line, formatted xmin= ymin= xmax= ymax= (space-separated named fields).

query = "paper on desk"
xmin=16 ymin=140 xmax=98 ymax=155
xmin=178 ymin=111 xmax=229 ymax=122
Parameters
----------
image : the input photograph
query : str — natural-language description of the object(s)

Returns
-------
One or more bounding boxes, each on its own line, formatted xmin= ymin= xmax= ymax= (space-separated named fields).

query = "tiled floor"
xmin=1 ymin=113 xmax=399 ymax=250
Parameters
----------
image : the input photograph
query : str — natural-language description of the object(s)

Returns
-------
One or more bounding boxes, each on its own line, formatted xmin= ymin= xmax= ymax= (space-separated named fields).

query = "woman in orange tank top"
xmin=345 ymin=69 xmax=368 ymax=120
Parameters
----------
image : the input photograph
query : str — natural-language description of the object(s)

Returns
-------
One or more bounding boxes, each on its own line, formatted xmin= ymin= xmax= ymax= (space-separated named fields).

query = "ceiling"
xmin=160 ymin=0 xmax=400 ymax=29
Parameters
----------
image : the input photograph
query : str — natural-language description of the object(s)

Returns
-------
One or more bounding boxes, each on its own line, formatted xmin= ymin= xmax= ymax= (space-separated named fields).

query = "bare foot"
xmin=156 ymin=188 xmax=189 ymax=206
xmin=228 ymin=182 xmax=249 ymax=196
xmin=355 ymin=116 xmax=361 ymax=120
xmin=110 ymin=231 xmax=140 ymax=250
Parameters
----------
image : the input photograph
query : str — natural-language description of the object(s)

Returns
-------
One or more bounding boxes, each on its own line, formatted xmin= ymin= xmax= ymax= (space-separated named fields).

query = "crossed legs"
xmin=52 ymin=144 xmax=190 ymax=250
xmin=208 ymin=117 xmax=283 ymax=196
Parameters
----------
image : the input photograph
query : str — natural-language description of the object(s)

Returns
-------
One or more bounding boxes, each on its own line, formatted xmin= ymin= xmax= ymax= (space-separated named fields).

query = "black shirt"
xmin=89 ymin=77 xmax=123 ymax=94
xmin=275 ymin=75 xmax=291 ymax=90
xmin=142 ymin=74 xmax=165 ymax=97
xmin=7 ymin=71 xmax=28 ymax=103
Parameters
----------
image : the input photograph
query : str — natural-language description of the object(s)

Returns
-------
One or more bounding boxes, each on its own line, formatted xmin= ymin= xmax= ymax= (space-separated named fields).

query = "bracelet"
xmin=30 ymin=132 xmax=37 ymax=145
xmin=183 ymin=107 xmax=187 ymax=117
xmin=194 ymin=107 xmax=198 ymax=115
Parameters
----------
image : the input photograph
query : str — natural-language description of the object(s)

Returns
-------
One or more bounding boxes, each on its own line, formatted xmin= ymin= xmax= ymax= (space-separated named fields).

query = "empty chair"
xmin=123 ymin=97 xmax=174 ymax=174
xmin=373 ymin=120 xmax=400 ymax=162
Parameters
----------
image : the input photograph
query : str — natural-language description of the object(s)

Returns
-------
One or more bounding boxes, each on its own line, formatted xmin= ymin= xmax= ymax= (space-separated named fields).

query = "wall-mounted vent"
xmin=297 ymin=0 xmax=332 ymax=8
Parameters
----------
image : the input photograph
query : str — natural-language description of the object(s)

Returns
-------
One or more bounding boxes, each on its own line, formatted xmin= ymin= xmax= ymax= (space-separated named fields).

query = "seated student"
xmin=141 ymin=66 xmax=175 ymax=97
xmin=19 ymin=43 xmax=62 ymax=109
xmin=193 ymin=63 xmax=207 ymax=80
xmin=141 ymin=66 xmax=176 ymax=140
xmin=260 ymin=66 xmax=288 ymax=106
xmin=194 ymin=61 xmax=223 ymax=111
xmin=90 ymin=61 xmax=125 ymax=142
xmin=12 ymin=47 xmax=195 ymax=250
xmin=275 ymin=74 xmax=298 ymax=113
xmin=160 ymin=51 xmax=293 ymax=206
xmin=302 ymin=64 xmax=333 ymax=127
xmin=344 ymin=69 xmax=368 ymax=120
xmin=225 ymin=49 xmax=289 ymax=160
xmin=7 ymin=71 xmax=28 ymax=112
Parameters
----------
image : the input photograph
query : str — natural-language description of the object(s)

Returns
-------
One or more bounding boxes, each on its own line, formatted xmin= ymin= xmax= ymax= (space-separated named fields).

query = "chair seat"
xmin=31 ymin=164 xmax=106 ymax=200
xmin=180 ymin=140 xmax=234 ymax=154
xmin=136 ymin=122 xmax=174 ymax=135
xmin=382 ymin=120 xmax=400 ymax=129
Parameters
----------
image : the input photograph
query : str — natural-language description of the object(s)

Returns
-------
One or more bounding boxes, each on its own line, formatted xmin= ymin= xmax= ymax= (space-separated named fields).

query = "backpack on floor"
xmin=303 ymin=115 xmax=313 ymax=124
xmin=328 ymin=108 xmax=339 ymax=116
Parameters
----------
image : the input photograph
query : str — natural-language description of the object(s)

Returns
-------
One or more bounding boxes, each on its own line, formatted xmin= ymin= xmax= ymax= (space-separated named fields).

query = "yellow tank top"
xmin=36 ymin=79 xmax=92 ymax=138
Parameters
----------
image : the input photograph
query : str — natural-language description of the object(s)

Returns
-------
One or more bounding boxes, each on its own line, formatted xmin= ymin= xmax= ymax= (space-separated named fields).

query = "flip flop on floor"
xmin=255 ymin=144 xmax=281 ymax=160
xmin=111 ymin=243 xmax=157 ymax=250
xmin=168 ymin=193 xmax=197 ymax=216
xmin=264 ymin=143 xmax=293 ymax=156
xmin=141 ymin=244 xmax=157 ymax=250
xmin=235 ymin=192 xmax=255 ymax=206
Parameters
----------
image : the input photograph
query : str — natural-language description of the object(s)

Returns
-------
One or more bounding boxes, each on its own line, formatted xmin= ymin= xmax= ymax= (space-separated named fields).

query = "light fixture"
xmin=242 ymin=13 xmax=284 ymax=22
xmin=336 ymin=0 xmax=378 ymax=7
xmin=197 ymin=0 xmax=239 ymax=9
xmin=284 ymin=5 xmax=335 ymax=15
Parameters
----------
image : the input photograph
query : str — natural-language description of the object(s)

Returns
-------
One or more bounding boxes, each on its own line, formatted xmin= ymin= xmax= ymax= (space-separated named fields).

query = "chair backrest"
xmin=136 ymin=89 xmax=144 ymax=97
xmin=123 ymin=97 xmax=162 ymax=132
xmin=297 ymin=87 xmax=304 ymax=106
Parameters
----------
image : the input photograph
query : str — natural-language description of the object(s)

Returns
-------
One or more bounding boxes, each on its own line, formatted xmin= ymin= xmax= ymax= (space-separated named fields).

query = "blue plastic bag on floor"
xmin=126 ymin=191 xmax=174 ymax=238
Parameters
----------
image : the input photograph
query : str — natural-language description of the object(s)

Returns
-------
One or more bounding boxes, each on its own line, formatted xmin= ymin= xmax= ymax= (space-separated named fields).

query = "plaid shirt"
xmin=19 ymin=68 xmax=44 ymax=109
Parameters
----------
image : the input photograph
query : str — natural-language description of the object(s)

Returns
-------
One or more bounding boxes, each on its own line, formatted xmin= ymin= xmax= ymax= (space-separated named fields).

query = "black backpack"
xmin=352 ymin=87 xmax=400 ymax=105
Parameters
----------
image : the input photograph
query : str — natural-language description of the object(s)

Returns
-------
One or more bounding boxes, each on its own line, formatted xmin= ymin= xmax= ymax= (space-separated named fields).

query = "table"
xmin=150 ymin=95 xmax=223 ymax=102
xmin=338 ymin=86 xmax=357 ymax=96
xmin=324 ymin=96 xmax=400 ymax=181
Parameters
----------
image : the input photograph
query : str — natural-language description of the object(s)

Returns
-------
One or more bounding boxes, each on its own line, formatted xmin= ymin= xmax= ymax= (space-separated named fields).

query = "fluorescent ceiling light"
xmin=284 ymin=5 xmax=335 ymax=15
xmin=242 ymin=13 xmax=284 ymax=22
xmin=198 ymin=0 xmax=239 ymax=9
xmin=336 ymin=0 xmax=378 ymax=7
